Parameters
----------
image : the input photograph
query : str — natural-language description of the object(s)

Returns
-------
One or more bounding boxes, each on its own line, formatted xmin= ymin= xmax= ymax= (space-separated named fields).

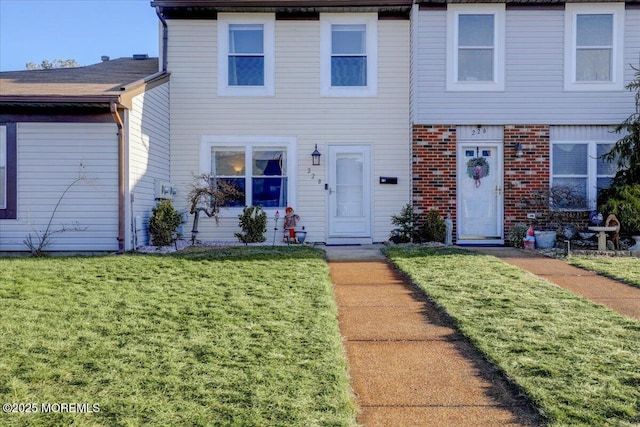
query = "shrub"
xmin=390 ymin=204 xmax=417 ymax=243
xmin=148 ymin=200 xmax=182 ymax=246
xmin=235 ymin=205 xmax=268 ymax=244
xmin=419 ymin=210 xmax=446 ymax=243
xmin=598 ymin=184 xmax=640 ymax=235
xmin=508 ymin=223 xmax=529 ymax=248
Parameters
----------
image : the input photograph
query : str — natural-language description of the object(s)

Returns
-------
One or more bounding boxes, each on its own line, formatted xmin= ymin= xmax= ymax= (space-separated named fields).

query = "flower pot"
xmin=534 ymin=231 xmax=557 ymax=249
xmin=295 ymin=230 xmax=307 ymax=243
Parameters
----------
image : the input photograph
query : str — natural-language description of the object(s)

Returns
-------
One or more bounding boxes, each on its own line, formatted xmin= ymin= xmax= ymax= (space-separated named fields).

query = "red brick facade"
xmin=412 ymin=124 xmax=551 ymax=244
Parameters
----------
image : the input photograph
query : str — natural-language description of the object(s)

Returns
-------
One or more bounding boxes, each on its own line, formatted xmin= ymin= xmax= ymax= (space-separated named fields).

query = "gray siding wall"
xmin=128 ymin=82 xmax=171 ymax=249
xmin=0 ymin=122 xmax=119 ymax=252
xmin=413 ymin=7 xmax=639 ymax=125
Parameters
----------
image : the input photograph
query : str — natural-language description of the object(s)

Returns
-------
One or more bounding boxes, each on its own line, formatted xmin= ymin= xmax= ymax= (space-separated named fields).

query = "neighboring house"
xmin=411 ymin=0 xmax=639 ymax=244
xmin=0 ymin=57 xmax=170 ymax=252
xmin=152 ymin=0 xmax=412 ymax=245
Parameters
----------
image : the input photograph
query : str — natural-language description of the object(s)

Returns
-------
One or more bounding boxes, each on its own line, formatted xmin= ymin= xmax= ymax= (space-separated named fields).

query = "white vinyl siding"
xmin=217 ymin=14 xmax=275 ymax=96
xmin=564 ymin=3 xmax=625 ymax=91
xmin=0 ymin=122 xmax=119 ymax=251
xmin=446 ymin=4 xmax=505 ymax=92
xmin=167 ymin=17 xmax=409 ymax=243
xmin=128 ymin=83 xmax=171 ymax=248
xmin=413 ymin=7 xmax=639 ymax=124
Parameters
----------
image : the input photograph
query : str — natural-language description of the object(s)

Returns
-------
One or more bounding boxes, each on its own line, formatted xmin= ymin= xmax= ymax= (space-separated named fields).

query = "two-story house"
xmin=152 ymin=0 xmax=412 ymax=245
xmin=411 ymin=0 xmax=639 ymax=245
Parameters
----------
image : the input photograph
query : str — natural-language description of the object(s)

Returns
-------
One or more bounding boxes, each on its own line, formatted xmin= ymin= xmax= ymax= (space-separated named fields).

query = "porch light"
xmin=311 ymin=144 xmax=321 ymax=166
xmin=515 ymin=142 xmax=524 ymax=157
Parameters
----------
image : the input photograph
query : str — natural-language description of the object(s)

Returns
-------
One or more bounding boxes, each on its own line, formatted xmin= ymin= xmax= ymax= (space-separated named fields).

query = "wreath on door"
xmin=467 ymin=157 xmax=490 ymax=187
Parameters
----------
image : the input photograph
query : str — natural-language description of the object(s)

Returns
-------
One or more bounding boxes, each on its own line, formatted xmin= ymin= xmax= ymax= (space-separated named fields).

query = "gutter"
xmin=110 ymin=102 xmax=126 ymax=253
xmin=155 ymin=7 xmax=169 ymax=72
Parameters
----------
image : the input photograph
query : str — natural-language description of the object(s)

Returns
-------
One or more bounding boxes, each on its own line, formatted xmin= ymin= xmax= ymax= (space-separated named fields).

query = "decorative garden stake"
xmin=272 ymin=210 xmax=280 ymax=247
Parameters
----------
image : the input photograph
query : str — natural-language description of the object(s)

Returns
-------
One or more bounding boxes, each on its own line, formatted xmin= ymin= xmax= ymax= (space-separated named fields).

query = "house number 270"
xmin=472 ymin=127 xmax=488 ymax=136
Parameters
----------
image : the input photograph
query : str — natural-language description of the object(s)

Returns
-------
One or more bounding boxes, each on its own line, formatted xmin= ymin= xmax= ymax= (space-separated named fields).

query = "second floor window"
xmin=321 ymin=13 xmax=377 ymax=97
xmin=331 ymin=24 xmax=367 ymax=87
xmin=564 ymin=3 xmax=624 ymax=91
xmin=447 ymin=4 xmax=505 ymax=92
xmin=228 ymin=24 xmax=264 ymax=86
xmin=218 ymin=14 xmax=275 ymax=96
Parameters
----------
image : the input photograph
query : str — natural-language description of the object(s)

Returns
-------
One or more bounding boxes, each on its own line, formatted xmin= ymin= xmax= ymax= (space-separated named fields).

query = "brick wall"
xmin=412 ymin=124 xmax=552 ymax=244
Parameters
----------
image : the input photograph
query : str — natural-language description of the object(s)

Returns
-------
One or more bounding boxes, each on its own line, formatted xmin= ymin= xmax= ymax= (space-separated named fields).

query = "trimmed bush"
xmin=235 ymin=205 xmax=268 ymax=244
xmin=148 ymin=199 xmax=182 ymax=246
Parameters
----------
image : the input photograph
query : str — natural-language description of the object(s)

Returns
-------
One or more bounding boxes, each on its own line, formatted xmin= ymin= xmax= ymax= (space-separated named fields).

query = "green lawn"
xmin=385 ymin=246 xmax=640 ymax=427
xmin=0 ymin=247 xmax=357 ymax=427
xmin=568 ymin=255 xmax=640 ymax=288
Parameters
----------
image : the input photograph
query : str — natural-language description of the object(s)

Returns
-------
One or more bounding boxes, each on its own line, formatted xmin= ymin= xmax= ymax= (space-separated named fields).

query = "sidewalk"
xmin=325 ymin=245 xmax=542 ymax=427
xmin=467 ymin=247 xmax=640 ymax=319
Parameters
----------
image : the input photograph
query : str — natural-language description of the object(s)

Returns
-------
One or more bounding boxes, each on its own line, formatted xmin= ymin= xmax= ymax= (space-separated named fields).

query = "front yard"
xmin=0 ymin=247 xmax=357 ymax=427
xmin=568 ymin=255 xmax=640 ymax=289
xmin=386 ymin=246 xmax=640 ymax=426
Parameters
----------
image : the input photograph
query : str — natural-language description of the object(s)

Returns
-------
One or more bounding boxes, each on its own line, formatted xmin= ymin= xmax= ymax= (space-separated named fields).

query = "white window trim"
xmin=320 ymin=13 xmax=378 ymax=97
xmin=564 ymin=3 xmax=625 ymax=92
xmin=200 ymin=136 xmax=297 ymax=216
xmin=217 ymin=13 xmax=275 ymax=97
xmin=446 ymin=4 xmax=505 ymax=92
xmin=550 ymin=141 xmax=617 ymax=210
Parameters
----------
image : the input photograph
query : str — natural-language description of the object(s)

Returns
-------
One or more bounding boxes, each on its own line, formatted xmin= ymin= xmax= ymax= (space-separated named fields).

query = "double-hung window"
xmin=447 ymin=4 xmax=505 ymax=91
xmin=564 ymin=3 xmax=624 ymax=91
xmin=218 ymin=14 xmax=275 ymax=96
xmin=321 ymin=14 xmax=377 ymax=97
xmin=0 ymin=123 xmax=16 ymax=219
xmin=551 ymin=127 xmax=621 ymax=210
xmin=201 ymin=137 xmax=296 ymax=212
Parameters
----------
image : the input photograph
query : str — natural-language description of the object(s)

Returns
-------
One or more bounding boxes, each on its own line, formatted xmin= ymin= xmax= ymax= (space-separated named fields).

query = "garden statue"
xmin=283 ymin=206 xmax=300 ymax=242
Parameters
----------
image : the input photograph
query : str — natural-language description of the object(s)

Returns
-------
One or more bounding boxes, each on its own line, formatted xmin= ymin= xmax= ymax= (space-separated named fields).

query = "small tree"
xmin=390 ymin=204 xmax=417 ymax=243
xmin=599 ymin=65 xmax=640 ymax=234
xmin=148 ymin=200 xmax=182 ymax=247
xmin=418 ymin=210 xmax=446 ymax=243
xmin=235 ymin=206 xmax=267 ymax=244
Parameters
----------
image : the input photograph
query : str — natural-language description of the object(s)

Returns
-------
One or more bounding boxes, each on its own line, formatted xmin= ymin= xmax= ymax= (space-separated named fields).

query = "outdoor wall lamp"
xmin=515 ymin=142 xmax=524 ymax=157
xmin=311 ymin=144 xmax=321 ymax=166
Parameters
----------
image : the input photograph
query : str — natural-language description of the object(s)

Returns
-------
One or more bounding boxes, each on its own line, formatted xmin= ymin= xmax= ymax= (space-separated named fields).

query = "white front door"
xmin=327 ymin=145 xmax=371 ymax=243
xmin=457 ymin=143 xmax=503 ymax=244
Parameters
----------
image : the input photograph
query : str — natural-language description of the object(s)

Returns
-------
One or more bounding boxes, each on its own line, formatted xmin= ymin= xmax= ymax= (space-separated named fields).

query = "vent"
xmin=133 ymin=54 xmax=149 ymax=60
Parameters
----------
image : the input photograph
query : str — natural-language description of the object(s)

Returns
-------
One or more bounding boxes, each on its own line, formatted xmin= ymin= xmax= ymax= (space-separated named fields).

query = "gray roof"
xmin=0 ymin=57 xmax=167 ymax=108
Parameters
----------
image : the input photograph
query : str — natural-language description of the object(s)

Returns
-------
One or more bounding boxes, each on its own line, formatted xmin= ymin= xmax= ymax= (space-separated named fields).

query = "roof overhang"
xmin=151 ymin=0 xmax=413 ymax=17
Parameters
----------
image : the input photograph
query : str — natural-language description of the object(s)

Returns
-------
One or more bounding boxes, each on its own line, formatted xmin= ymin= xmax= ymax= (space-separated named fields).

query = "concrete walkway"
xmin=468 ymin=247 xmax=640 ymax=319
xmin=325 ymin=245 xmax=542 ymax=427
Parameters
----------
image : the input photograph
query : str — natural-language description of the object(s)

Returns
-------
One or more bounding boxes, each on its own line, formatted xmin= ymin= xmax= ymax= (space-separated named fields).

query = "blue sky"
xmin=0 ymin=0 xmax=159 ymax=71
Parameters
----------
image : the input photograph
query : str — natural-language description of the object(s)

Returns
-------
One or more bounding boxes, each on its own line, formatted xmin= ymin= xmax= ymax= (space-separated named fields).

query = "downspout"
xmin=110 ymin=102 xmax=126 ymax=253
xmin=155 ymin=7 xmax=168 ymax=72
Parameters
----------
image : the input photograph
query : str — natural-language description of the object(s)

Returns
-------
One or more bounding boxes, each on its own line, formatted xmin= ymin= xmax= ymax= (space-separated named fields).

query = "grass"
xmin=385 ymin=246 xmax=640 ymax=427
xmin=567 ymin=255 xmax=640 ymax=288
xmin=0 ymin=247 xmax=357 ymax=427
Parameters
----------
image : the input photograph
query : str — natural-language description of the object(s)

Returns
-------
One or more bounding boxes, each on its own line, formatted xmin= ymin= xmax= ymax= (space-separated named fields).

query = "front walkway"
xmin=325 ymin=245 xmax=541 ymax=426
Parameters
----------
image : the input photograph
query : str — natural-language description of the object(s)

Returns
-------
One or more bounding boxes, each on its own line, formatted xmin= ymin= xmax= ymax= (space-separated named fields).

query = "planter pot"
xmin=630 ymin=235 xmax=640 ymax=251
xmin=295 ymin=231 xmax=307 ymax=243
xmin=534 ymin=231 xmax=557 ymax=249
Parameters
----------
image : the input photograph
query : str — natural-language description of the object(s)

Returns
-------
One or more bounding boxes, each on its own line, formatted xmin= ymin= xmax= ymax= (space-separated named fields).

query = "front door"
xmin=457 ymin=143 xmax=503 ymax=244
xmin=327 ymin=145 xmax=371 ymax=243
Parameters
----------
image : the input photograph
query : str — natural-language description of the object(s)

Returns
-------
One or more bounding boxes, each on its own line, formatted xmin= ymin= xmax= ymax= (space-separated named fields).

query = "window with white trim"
xmin=217 ymin=14 xmax=275 ymax=96
xmin=446 ymin=4 xmax=505 ymax=92
xmin=551 ymin=141 xmax=620 ymax=210
xmin=201 ymin=137 xmax=296 ymax=212
xmin=564 ymin=3 xmax=624 ymax=91
xmin=321 ymin=13 xmax=377 ymax=97
xmin=0 ymin=125 xmax=6 ymax=210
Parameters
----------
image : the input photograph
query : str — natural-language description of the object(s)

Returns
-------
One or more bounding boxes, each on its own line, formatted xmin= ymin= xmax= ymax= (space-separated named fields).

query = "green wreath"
xmin=467 ymin=157 xmax=490 ymax=187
